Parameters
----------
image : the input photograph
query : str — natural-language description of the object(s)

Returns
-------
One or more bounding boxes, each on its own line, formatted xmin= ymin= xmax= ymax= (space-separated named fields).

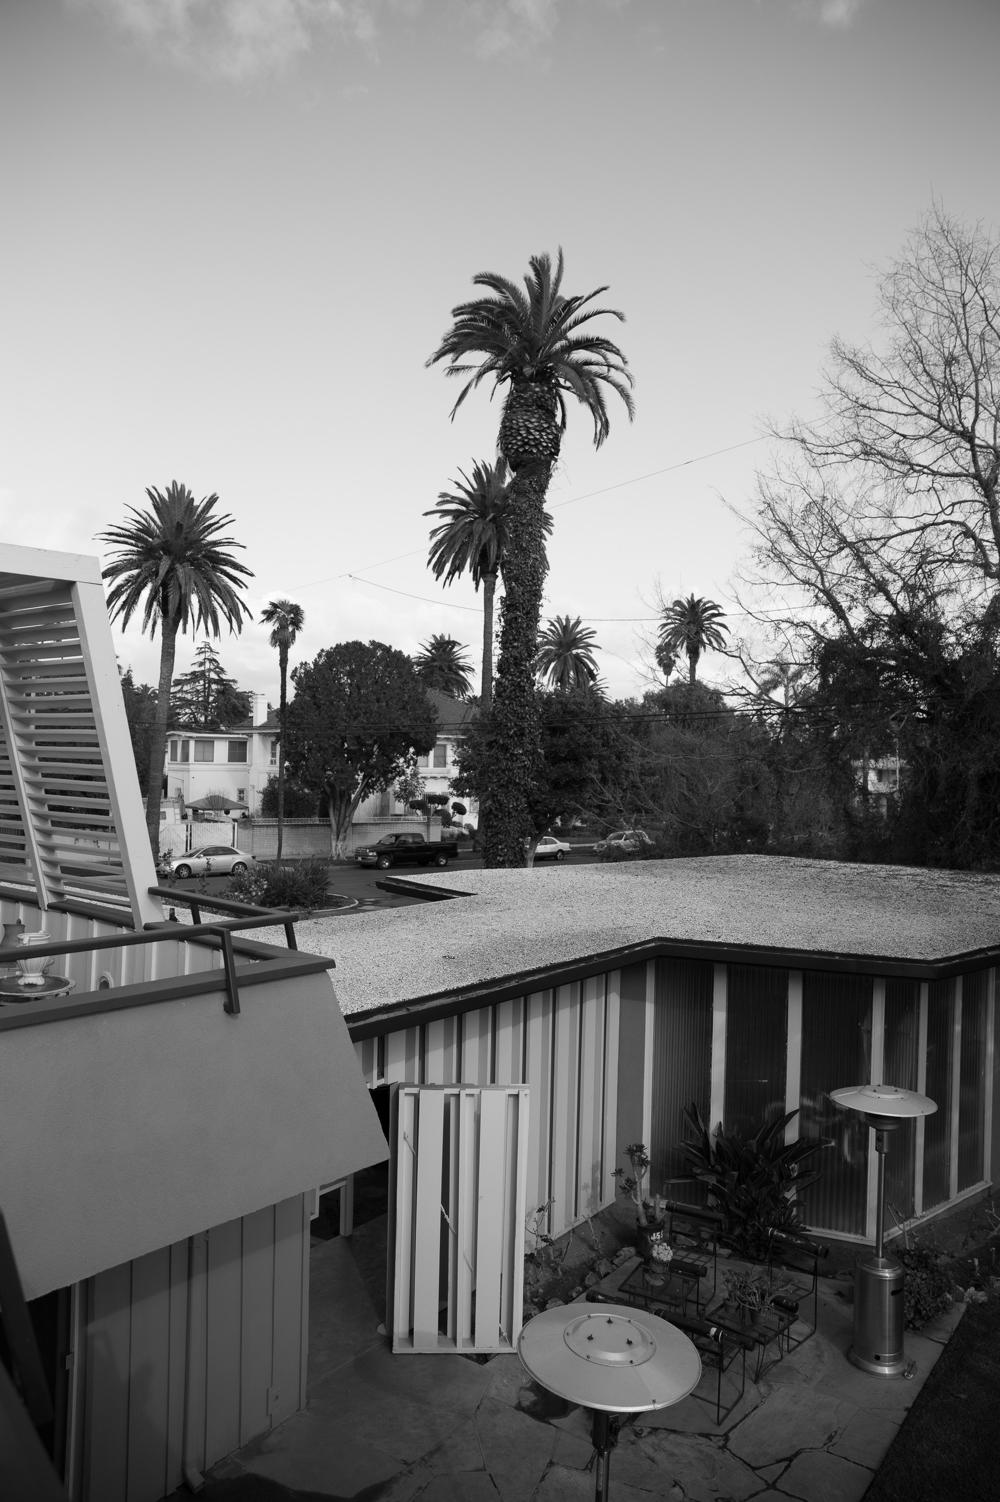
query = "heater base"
xmin=847 ymin=1347 xmax=913 ymax=1379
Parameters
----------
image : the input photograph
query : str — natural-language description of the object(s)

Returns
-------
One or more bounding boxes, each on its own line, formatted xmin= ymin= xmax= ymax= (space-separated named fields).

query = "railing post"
xmin=217 ymin=927 xmax=241 ymax=1016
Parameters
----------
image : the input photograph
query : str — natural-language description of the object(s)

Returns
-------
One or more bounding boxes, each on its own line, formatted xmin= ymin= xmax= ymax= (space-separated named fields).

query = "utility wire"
xmin=286 ymin=434 xmax=767 ymax=594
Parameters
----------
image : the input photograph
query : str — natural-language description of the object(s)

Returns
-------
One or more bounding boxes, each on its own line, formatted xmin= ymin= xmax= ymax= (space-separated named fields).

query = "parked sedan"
xmin=592 ymin=829 xmax=652 ymax=857
xmin=534 ymin=835 xmax=572 ymax=862
xmin=167 ymin=846 xmax=254 ymax=879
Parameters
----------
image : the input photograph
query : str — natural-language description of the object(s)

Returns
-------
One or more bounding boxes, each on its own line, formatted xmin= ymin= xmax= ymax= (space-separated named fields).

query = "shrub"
xmin=681 ymin=1102 xmax=828 ymax=1260
xmin=897 ymin=1241 xmax=954 ymax=1329
xmin=227 ymin=858 xmax=330 ymax=910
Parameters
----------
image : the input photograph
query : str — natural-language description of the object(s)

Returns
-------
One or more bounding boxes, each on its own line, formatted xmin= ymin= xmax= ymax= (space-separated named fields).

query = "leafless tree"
xmin=738 ymin=207 xmax=1000 ymax=652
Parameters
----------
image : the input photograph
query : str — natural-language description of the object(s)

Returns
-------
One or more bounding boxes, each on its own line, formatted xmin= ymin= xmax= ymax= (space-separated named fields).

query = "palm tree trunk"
xmin=275 ymin=648 xmax=288 ymax=861
xmin=481 ymin=571 xmax=497 ymax=710
xmin=483 ymin=461 xmax=552 ymax=867
xmin=146 ymin=618 xmax=179 ymax=851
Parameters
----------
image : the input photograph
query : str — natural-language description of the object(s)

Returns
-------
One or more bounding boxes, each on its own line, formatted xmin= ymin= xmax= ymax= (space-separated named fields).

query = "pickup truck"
xmin=354 ymin=833 xmax=461 ymax=870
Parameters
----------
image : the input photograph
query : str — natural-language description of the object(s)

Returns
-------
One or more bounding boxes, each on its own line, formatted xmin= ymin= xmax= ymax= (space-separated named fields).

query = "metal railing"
xmin=0 ymin=891 xmax=317 ymax=1018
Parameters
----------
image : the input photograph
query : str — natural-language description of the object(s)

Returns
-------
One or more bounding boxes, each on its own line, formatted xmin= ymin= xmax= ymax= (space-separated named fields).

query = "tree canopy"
xmin=739 ymin=209 xmax=1000 ymax=867
xmin=658 ymin=596 xmax=729 ymax=685
xmin=100 ymin=482 xmax=252 ymax=844
xmin=413 ymin=634 xmax=474 ymax=698
xmin=283 ymin=640 xmax=437 ymax=859
xmin=170 ymin=640 xmax=251 ymax=730
xmin=427 ymin=250 xmax=633 ymax=866
xmin=536 ymin=615 xmax=601 ymax=691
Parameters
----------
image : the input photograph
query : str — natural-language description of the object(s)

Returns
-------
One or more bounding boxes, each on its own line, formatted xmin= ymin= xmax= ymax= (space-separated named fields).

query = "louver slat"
xmin=0 ymin=577 xmax=137 ymax=913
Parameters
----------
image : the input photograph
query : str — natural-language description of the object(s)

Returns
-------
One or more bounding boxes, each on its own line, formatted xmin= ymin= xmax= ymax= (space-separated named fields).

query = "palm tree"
xmin=536 ymin=615 xmax=600 ymax=690
xmin=100 ymin=483 xmax=253 ymax=847
xmin=658 ymin=596 xmax=729 ymax=684
xmin=260 ymin=598 xmax=305 ymax=861
xmin=425 ymin=458 xmax=554 ymax=710
xmin=427 ymin=249 xmax=634 ymax=866
xmin=414 ymin=635 xmax=473 ymax=698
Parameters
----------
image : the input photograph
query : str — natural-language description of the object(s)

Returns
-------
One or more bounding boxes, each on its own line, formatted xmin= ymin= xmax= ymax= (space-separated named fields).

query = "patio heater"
xmin=518 ymin=1303 xmax=700 ymax=1502
xmin=830 ymin=1083 xmax=937 ymax=1378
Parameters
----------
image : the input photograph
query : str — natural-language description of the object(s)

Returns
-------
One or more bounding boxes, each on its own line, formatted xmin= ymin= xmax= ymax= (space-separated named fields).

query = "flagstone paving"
xmin=198 ymin=1235 xmax=967 ymax=1501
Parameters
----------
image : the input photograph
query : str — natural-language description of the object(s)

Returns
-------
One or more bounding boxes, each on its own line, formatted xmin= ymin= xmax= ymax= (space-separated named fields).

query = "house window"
xmin=433 ymin=743 xmax=447 ymax=768
xmin=179 ymin=740 xmax=190 ymax=763
xmin=194 ymin=740 xmax=214 ymax=762
xmin=270 ymin=737 xmax=279 ymax=766
xmin=169 ymin=739 xmax=179 ymax=762
xmin=228 ymin=741 xmax=248 ymax=763
xmin=237 ymin=788 xmax=246 ymax=802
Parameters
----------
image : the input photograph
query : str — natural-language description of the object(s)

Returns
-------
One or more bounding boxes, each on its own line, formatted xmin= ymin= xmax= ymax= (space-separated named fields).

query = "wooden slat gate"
xmin=388 ymin=1085 xmax=529 ymax=1355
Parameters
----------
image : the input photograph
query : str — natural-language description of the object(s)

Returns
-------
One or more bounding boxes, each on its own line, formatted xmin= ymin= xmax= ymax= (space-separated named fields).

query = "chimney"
xmin=252 ymin=691 xmax=269 ymax=725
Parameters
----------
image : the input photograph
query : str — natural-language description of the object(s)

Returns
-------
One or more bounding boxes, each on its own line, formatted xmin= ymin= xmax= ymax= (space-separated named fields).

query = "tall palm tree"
xmin=425 ymin=458 xmax=554 ymax=710
xmin=414 ymin=635 xmax=473 ymax=698
xmin=260 ymin=598 xmax=305 ymax=861
xmin=100 ymin=483 xmax=253 ymax=847
xmin=658 ymin=596 xmax=729 ymax=684
xmin=427 ymin=249 xmax=634 ymax=866
xmin=536 ymin=615 xmax=600 ymax=690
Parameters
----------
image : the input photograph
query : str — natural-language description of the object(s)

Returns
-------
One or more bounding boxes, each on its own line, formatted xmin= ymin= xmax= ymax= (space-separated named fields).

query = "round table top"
xmin=0 ymin=975 xmax=76 ymax=1001
xmin=518 ymin=1302 xmax=701 ymax=1414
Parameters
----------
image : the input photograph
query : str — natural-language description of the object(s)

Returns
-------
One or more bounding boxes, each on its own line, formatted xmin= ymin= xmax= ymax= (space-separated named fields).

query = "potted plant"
xmin=721 ymin=1268 xmax=772 ymax=1326
xmin=612 ymin=1142 xmax=669 ymax=1262
xmin=680 ymin=1103 xmax=827 ymax=1261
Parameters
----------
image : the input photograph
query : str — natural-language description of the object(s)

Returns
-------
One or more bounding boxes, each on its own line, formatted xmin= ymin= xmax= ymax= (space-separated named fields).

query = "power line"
xmin=285 ymin=434 xmax=767 ymax=594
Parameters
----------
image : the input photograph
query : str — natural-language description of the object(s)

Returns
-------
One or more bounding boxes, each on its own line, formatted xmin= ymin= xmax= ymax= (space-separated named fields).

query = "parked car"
xmin=355 ymin=833 xmax=460 ymax=870
xmin=534 ymin=835 xmax=571 ymax=862
xmin=167 ymin=845 xmax=254 ymax=879
xmin=592 ymin=829 xmax=652 ymax=857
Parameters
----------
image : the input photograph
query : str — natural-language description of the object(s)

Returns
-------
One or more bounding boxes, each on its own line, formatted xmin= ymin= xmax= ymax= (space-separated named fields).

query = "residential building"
xmin=0 ymin=545 xmax=386 ymax=1500
xmin=163 ymin=688 xmax=476 ymax=834
xmin=163 ymin=692 xmax=278 ymax=814
xmin=278 ymin=857 xmax=999 ymax=1351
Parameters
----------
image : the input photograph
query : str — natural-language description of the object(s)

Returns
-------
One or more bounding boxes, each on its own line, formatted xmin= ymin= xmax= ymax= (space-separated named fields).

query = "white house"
xmin=163 ymin=691 xmax=278 ymax=813
xmin=163 ymin=688 xmax=478 ymax=855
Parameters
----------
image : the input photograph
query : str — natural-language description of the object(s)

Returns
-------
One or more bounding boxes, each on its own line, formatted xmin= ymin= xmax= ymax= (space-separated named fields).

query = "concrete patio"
xmin=196 ymin=1227 xmax=966 ymax=1502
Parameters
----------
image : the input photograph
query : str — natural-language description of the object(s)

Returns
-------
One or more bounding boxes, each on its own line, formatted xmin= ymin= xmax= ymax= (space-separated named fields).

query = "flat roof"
xmin=247 ymin=857 xmax=1000 ymax=1025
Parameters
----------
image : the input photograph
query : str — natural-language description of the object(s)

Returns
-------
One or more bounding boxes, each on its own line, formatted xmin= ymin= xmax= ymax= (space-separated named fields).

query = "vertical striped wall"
xmin=76 ymin=1195 xmax=308 ymax=1502
xmin=354 ymin=973 xmax=620 ymax=1241
xmin=356 ymin=953 xmax=999 ymax=1247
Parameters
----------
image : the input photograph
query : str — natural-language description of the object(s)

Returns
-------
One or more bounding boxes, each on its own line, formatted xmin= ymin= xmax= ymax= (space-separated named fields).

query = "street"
xmin=159 ymin=846 xmax=599 ymax=913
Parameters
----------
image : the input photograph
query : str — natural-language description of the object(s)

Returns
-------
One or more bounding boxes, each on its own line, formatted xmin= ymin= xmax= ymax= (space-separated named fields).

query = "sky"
xmin=3 ymin=0 xmax=1000 ymax=706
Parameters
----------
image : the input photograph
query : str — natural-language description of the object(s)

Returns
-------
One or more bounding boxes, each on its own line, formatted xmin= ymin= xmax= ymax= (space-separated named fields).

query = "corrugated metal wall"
xmin=76 ymin=1195 xmax=308 ymax=1502
xmin=355 ymin=974 xmax=619 ymax=1241
xmin=649 ymin=958 xmax=714 ymax=1199
xmin=356 ymin=954 xmax=997 ymax=1250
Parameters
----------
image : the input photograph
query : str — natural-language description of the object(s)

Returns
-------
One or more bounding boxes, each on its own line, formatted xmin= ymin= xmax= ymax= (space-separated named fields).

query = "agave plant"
xmin=680 ymin=1103 xmax=827 ymax=1260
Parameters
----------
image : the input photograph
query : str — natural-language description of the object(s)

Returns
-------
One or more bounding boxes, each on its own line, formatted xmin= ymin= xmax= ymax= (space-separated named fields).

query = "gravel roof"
xmin=243 ymin=856 xmax=1000 ymax=1022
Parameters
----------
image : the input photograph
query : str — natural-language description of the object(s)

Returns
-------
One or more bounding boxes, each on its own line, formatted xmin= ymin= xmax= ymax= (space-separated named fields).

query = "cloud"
xmin=71 ymin=0 xmax=408 ymax=80
xmin=794 ymin=0 xmax=868 ymax=27
xmin=468 ymin=0 xmax=628 ymax=60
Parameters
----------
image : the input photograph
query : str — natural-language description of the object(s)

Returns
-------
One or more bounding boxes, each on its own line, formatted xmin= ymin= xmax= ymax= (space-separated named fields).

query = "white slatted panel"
xmin=390 ymin=1084 xmax=529 ymax=1355
xmin=0 ymin=560 xmax=159 ymax=922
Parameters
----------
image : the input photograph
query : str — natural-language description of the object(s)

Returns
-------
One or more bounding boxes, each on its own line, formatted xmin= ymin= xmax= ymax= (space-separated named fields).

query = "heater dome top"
xmin=830 ymin=1083 xmax=937 ymax=1119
